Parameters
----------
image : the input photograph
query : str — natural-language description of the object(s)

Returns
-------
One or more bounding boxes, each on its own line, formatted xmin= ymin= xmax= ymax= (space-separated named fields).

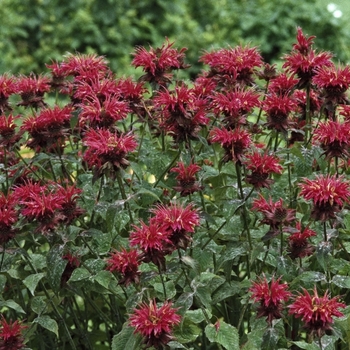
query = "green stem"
xmin=153 ymin=148 xmax=181 ymax=188
xmin=116 ymin=170 xmax=133 ymax=225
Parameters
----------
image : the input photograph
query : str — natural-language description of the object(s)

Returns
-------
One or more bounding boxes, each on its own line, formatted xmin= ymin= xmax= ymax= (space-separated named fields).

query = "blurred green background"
xmin=1 ymin=0 xmax=350 ymax=78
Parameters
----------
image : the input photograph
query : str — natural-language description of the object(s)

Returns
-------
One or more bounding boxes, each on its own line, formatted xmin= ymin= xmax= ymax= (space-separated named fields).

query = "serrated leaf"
xmin=261 ymin=327 xmax=280 ymax=350
xmin=68 ymin=267 xmax=90 ymax=282
xmin=291 ymin=341 xmax=320 ymax=350
xmin=112 ymin=324 xmax=142 ymax=350
xmin=154 ymin=280 xmax=176 ymax=300
xmin=23 ymin=273 xmax=45 ymax=296
xmin=31 ymin=296 xmax=47 ymax=315
xmin=174 ymin=318 xmax=201 ymax=344
xmin=33 ymin=315 xmax=58 ymax=337
xmin=332 ymin=275 xmax=350 ymax=289
xmin=205 ymin=321 xmax=239 ymax=350
xmin=94 ymin=270 xmax=114 ymax=289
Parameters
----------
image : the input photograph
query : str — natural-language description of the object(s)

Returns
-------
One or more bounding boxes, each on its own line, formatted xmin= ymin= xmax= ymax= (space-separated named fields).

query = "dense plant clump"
xmin=0 ymin=27 xmax=350 ymax=349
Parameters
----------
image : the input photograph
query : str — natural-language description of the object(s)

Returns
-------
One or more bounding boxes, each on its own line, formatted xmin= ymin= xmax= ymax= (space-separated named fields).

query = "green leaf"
xmin=94 ymin=270 xmax=114 ymax=289
xmin=33 ymin=315 xmax=58 ymax=337
xmin=46 ymin=245 xmax=68 ymax=292
xmin=154 ymin=280 xmax=176 ymax=300
xmin=174 ymin=318 xmax=201 ymax=344
xmin=332 ymin=275 xmax=350 ymax=289
xmin=291 ymin=341 xmax=320 ymax=350
xmin=68 ymin=267 xmax=90 ymax=282
xmin=23 ymin=273 xmax=45 ymax=296
xmin=261 ymin=327 xmax=280 ymax=350
xmin=111 ymin=324 xmax=142 ymax=350
xmin=205 ymin=321 xmax=239 ymax=350
xmin=0 ymin=299 xmax=25 ymax=314
xmin=31 ymin=296 xmax=47 ymax=315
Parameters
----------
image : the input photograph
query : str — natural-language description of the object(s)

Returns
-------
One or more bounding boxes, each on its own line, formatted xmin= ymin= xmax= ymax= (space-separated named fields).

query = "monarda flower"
xmin=131 ymin=39 xmax=188 ymax=86
xmin=0 ymin=193 xmax=18 ymax=244
xmin=83 ymin=129 xmax=137 ymax=178
xmin=252 ymin=194 xmax=296 ymax=240
xmin=249 ymin=275 xmax=291 ymax=325
xmin=106 ymin=248 xmax=141 ymax=286
xmin=153 ymin=84 xmax=209 ymax=143
xmin=0 ymin=316 xmax=27 ymax=350
xmin=210 ymin=88 xmax=260 ymax=128
xmin=0 ymin=114 xmax=23 ymax=148
xmin=262 ymin=93 xmax=298 ymax=132
xmin=15 ymin=74 xmax=51 ymax=109
xmin=268 ymin=73 xmax=299 ymax=96
xmin=21 ymin=105 xmax=72 ymax=153
xmin=285 ymin=222 xmax=316 ymax=259
xmin=289 ymin=287 xmax=345 ymax=338
xmin=129 ymin=220 xmax=172 ymax=270
xmin=312 ymin=120 xmax=350 ymax=159
xmin=199 ymin=45 xmax=263 ymax=86
xmin=170 ymin=161 xmax=203 ymax=196
xmin=0 ymin=74 xmax=16 ymax=113
xmin=283 ymin=28 xmax=333 ymax=88
xmin=129 ymin=299 xmax=181 ymax=348
xmin=210 ymin=126 xmax=252 ymax=164
xmin=313 ymin=64 xmax=350 ymax=111
xmin=299 ymin=174 xmax=350 ymax=221
xmin=150 ymin=202 xmax=200 ymax=250
xmin=243 ymin=151 xmax=283 ymax=189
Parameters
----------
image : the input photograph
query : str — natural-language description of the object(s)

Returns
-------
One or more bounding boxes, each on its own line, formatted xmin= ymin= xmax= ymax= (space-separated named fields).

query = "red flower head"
xmin=170 ymin=161 xmax=203 ymax=196
xmin=289 ymin=287 xmax=345 ymax=338
xmin=0 ymin=316 xmax=27 ymax=350
xmin=132 ymin=39 xmax=188 ymax=86
xmin=286 ymin=221 xmax=316 ymax=259
xmin=293 ymin=89 xmax=322 ymax=119
xmin=210 ymin=88 xmax=260 ymax=128
xmin=262 ymin=93 xmax=298 ymax=132
xmin=243 ymin=151 xmax=283 ymax=189
xmin=199 ymin=45 xmax=263 ymax=86
xmin=210 ymin=126 xmax=252 ymax=164
xmin=83 ymin=129 xmax=137 ymax=178
xmin=293 ymin=27 xmax=316 ymax=55
xmin=129 ymin=299 xmax=181 ymax=348
xmin=61 ymin=251 xmax=81 ymax=287
xmin=21 ymin=105 xmax=72 ymax=153
xmin=0 ymin=114 xmax=23 ymax=148
xmin=0 ymin=193 xmax=18 ymax=244
xmin=268 ymin=73 xmax=299 ymax=96
xmin=13 ymin=181 xmax=65 ymax=233
xmin=299 ymin=174 xmax=350 ymax=221
xmin=252 ymin=194 xmax=296 ymax=240
xmin=0 ymin=74 xmax=16 ymax=113
xmin=130 ymin=220 xmax=172 ymax=270
xmin=249 ymin=275 xmax=291 ymax=325
xmin=154 ymin=84 xmax=209 ymax=143
xmin=255 ymin=63 xmax=278 ymax=82
xmin=313 ymin=120 xmax=350 ymax=159
xmin=106 ymin=248 xmax=141 ymax=286
xmin=150 ymin=202 xmax=200 ymax=250
xmin=313 ymin=65 xmax=350 ymax=112
xmin=15 ymin=74 xmax=51 ymax=109
xmin=79 ymin=92 xmax=130 ymax=129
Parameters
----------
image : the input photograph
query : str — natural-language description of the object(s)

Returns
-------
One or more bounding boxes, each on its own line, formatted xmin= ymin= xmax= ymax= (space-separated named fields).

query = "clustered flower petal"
xmin=0 ymin=316 xmax=27 ymax=350
xmin=129 ymin=299 xmax=181 ymax=348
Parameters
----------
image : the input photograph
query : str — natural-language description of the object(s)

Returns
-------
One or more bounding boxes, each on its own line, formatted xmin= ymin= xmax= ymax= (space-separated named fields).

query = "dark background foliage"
xmin=1 ymin=0 xmax=350 ymax=77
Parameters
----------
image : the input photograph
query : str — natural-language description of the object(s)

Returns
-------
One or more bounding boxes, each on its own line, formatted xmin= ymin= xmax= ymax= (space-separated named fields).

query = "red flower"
xmin=299 ymin=174 xmax=350 ymax=221
xmin=249 ymin=275 xmax=291 ymax=325
xmin=0 ymin=316 xmax=27 ymax=350
xmin=0 ymin=193 xmax=18 ymax=244
xmin=0 ymin=114 xmax=22 ymax=148
xmin=243 ymin=151 xmax=283 ymax=189
xmin=252 ymin=194 xmax=296 ymax=239
xmin=292 ymin=27 xmax=316 ymax=55
xmin=15 ymin=74 xmax=51 ymax=109
xmin=21 ymin=105 xmax=72 ymax=152
xmin=262 ymin=94 xmax=298 ymax=132
xmin=79 ymin=92 xmax=130 ymax=128
xmin=210 ymin=126 xmax=252 ymax=164
xmin=129 ymin=220 xmax=172 ymax=270
xmin=313 ymin=120 xmax=350 ymax=159
xmin=286 ymin=222 xmax=316 ymax=259
xmin=170 ymin=161 xmax=203 ymax=196
xmin=61 ymin=252 xmax=81 ymax=287
xmin=106 ymin=248 xmax=141 ymax=286
xmin=132 ymin=39 xmax=188 ymax=86
xmin=154 ymin=84 xmax=209 ymax=143
xmin=45 ymin=60 xmax=69 ymax=90
xmin=0 ymin=74 xmax=16 ymax=113
xmin=199 ymin=45 xmax=263 ymax=86
xmin=150 ymin=202 xmax=200 ymax=250
xmin=210 ymin=88 xmax=260 ymax=128
xmin=129 ymin=299 xmax=181 ymax=348
xmin=289 ymin=287 xmax=345 ymax=338
xmin=268 ymin=73 xmax=299 ymax=96
xmin=83 ymin=129 xmax=137 ymax=178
